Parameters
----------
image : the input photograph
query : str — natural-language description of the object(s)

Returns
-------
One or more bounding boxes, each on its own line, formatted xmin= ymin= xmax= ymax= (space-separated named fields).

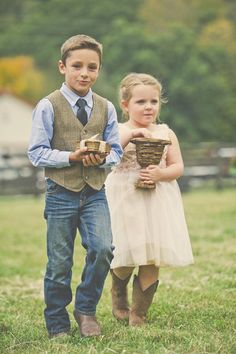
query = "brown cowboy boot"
xmin=111 ymin=270 xmax=132 ymax=321
xmin=129 ymin=275 xmax=159 ymax=326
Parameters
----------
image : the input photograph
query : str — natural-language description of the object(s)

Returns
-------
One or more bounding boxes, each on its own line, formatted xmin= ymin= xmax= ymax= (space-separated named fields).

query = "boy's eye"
xmin=73 ymin=64 xmax=82 ymax=69
xmin=151 ymin=99 xmax=159 ymax=104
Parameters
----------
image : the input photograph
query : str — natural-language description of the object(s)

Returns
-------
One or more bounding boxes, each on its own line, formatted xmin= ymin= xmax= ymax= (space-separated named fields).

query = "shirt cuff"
xmin=58 ymin=151 xmax=72 ymax=168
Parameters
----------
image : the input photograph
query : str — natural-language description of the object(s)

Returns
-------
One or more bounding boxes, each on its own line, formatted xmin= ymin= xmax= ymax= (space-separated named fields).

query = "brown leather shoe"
xmin=73 ymin=311 xmax=101 ymax=337
xmin=49 ymin=331 xmax=69 ymax=339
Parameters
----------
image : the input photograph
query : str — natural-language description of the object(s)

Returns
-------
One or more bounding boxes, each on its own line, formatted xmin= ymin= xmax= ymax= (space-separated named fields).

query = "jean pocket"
xmin=46 ymin=179 xmax=62 ymax=195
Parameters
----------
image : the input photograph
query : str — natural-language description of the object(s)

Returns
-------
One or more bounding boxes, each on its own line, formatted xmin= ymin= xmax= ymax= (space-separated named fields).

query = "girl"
xmin=105 ymin=73 xmax=194 ymax=326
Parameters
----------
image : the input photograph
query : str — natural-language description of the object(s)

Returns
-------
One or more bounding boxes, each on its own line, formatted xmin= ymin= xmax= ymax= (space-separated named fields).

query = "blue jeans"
xmin=43 ymin=179 xmax=114 ymax=335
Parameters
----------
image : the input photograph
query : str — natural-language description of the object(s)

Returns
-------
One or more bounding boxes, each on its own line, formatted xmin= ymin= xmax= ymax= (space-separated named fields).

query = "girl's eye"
xmin=135 ymin=99 xmax=159 ymax=105
xmin=88 ymin=66 xmax=98 ymax=71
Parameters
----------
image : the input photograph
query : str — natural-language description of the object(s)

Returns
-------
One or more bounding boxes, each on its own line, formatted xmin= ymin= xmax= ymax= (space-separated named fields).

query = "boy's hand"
xmin=69 ymin=147 xmax=88 ymax=162
xmin=69 ymin=147 xmax=107 ymax=166
xmin=82 ymin=153 xmax=106 ymax=167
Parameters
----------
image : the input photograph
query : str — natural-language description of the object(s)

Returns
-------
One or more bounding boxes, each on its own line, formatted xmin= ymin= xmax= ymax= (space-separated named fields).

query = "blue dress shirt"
xmin=28 ymin=83 xmax=123 ymax=168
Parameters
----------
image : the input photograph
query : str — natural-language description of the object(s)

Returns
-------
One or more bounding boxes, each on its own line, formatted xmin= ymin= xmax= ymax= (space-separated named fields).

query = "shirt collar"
xmin=60 ymin=83 xmax=93 ymax=109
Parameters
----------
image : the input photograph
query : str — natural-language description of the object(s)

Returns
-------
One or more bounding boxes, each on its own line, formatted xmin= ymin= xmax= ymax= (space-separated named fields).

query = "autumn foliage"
xmin=0 ymin=56 xmax=45 ymax=103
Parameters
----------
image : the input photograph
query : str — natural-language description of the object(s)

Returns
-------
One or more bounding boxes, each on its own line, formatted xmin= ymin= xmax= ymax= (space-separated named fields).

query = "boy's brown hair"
xmin=61 ymin=34 xmax=103 ymax=66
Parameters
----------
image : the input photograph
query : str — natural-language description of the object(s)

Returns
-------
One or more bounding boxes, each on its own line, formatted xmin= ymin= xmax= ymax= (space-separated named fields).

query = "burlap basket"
xmin=130 ymin=137 xmax=171 ymax=189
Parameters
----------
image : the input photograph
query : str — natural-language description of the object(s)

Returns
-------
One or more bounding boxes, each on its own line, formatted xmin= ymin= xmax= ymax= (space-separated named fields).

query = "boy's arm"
xmin=28 ymin=99 xmax=87 ymax=168
xmin=100 ymin=102 xmax=123 ymax=168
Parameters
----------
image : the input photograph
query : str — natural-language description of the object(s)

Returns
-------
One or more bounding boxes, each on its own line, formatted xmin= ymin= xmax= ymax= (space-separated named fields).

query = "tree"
xmin=0 ymin=0 xmax=235 ymax=142
xmin=0 ymin=56 xmax=45 ymax=103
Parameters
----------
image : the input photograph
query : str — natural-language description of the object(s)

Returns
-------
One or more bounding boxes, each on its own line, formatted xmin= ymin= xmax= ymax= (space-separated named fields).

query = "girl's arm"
xmin=119 ymin=125 xmax=152 ymax=148
xmin=140 ymin=129 xmax=184 ymax=183
xmin=164 ymin=129 xmax=184 ymax=179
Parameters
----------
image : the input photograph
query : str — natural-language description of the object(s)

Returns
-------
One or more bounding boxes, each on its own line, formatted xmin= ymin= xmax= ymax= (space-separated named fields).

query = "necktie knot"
xmin=76 ymin=98 xmax=87 ymax=109
xmin=76 ymin=98 xmax=88 ymax=126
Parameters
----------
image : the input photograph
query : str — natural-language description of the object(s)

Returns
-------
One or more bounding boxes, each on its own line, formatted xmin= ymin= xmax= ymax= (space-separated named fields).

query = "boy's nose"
xmin=80 ymin=68 xmax=88 ymax=77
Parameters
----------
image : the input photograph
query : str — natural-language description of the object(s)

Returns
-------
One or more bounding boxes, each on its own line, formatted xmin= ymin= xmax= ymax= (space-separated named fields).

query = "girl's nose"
xmin=145 ymin=102 xmax=152 ymax=109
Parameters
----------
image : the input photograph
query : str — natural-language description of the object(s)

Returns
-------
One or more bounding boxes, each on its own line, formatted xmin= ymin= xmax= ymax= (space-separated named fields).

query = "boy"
xmin=28 ymin=34 xmax=123 ymax=338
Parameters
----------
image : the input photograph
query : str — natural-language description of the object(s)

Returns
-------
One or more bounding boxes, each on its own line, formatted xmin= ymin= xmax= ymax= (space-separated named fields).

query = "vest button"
xmin=85 ymin=176 xmax=88 ymax=180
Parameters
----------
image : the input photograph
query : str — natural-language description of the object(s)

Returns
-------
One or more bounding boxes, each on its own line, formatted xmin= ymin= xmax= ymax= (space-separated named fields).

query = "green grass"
xmin=0 ymin=189 xmax=235 ymax=354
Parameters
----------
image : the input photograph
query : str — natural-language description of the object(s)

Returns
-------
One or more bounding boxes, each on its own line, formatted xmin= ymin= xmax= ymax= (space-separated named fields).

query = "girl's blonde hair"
xmin=119 ymin=72 xmax=167 ymax=120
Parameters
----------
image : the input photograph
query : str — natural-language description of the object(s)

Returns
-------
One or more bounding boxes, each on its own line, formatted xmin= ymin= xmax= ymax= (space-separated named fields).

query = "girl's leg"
xmin=129 ymin=264 xmax=159 ymax=326
xmin=111 ymin=266 xmax=134 ymax=321
xmin=138 ymin=264 xmax=159 ymax=291
xmin=113 ymin=266 xmax=134 ymax=280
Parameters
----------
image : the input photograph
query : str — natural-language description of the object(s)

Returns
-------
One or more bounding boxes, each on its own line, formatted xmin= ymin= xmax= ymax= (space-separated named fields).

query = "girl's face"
xmin=122 ymin=84 xmax=160 ymax=128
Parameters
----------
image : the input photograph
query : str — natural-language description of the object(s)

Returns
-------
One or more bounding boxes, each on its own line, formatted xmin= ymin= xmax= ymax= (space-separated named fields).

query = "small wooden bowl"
xmin=84 ymin=140 xmax=111 ymax=157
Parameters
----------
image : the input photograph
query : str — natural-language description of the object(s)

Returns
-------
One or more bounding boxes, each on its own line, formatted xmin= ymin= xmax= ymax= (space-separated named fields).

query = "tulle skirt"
xmin=105 ymin=169 xmax=194 ymax=268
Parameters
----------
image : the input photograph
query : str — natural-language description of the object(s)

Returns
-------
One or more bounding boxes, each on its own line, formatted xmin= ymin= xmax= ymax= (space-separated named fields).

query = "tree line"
xmin=0 ymin=0 xmax=236 ymax=143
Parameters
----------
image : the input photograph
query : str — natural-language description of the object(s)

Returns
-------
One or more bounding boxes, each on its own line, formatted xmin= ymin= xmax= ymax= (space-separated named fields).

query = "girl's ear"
xmin=58 ymin=60 xmax=66 ymax=75
xmin=121 ymin=99 xmax=129 ymax=113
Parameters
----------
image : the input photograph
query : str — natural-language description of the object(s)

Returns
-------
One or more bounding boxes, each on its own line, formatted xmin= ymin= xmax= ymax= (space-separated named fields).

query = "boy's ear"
xmin=58 ymin=60 xmax=66 ymax=74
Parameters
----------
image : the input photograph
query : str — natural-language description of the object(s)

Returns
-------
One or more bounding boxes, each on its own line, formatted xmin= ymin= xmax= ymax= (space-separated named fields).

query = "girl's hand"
xmin=139 ymin=165 xmax=163 ymax=183
xmin=132 ymin=128 xmax=152 ymax=139
xmin=120 ymin=125 xmax=153 ymax=148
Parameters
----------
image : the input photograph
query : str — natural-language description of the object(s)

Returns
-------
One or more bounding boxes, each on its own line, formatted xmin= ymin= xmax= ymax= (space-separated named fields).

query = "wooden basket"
xmin=84 ymin=140 xmax=111 ymax=157
xmin=131 ymin=138 xmax=171 ymax=167
xmin=131 ymin=138 xmax=171 ymax=188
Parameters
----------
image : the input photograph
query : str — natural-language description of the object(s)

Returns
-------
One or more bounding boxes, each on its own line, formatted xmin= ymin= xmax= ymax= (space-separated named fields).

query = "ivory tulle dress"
xmin=105 ymin=123 xmax=194 ymax=269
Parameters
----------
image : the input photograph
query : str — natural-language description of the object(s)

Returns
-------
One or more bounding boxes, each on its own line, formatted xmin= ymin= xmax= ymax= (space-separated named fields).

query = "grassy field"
xmin=0 ymin=189 xmax=235 ymax=354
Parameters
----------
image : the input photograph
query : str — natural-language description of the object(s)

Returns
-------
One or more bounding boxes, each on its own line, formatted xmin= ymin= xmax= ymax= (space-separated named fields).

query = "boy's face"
xmin=58 ymin=49 xmax=100 ymax=96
